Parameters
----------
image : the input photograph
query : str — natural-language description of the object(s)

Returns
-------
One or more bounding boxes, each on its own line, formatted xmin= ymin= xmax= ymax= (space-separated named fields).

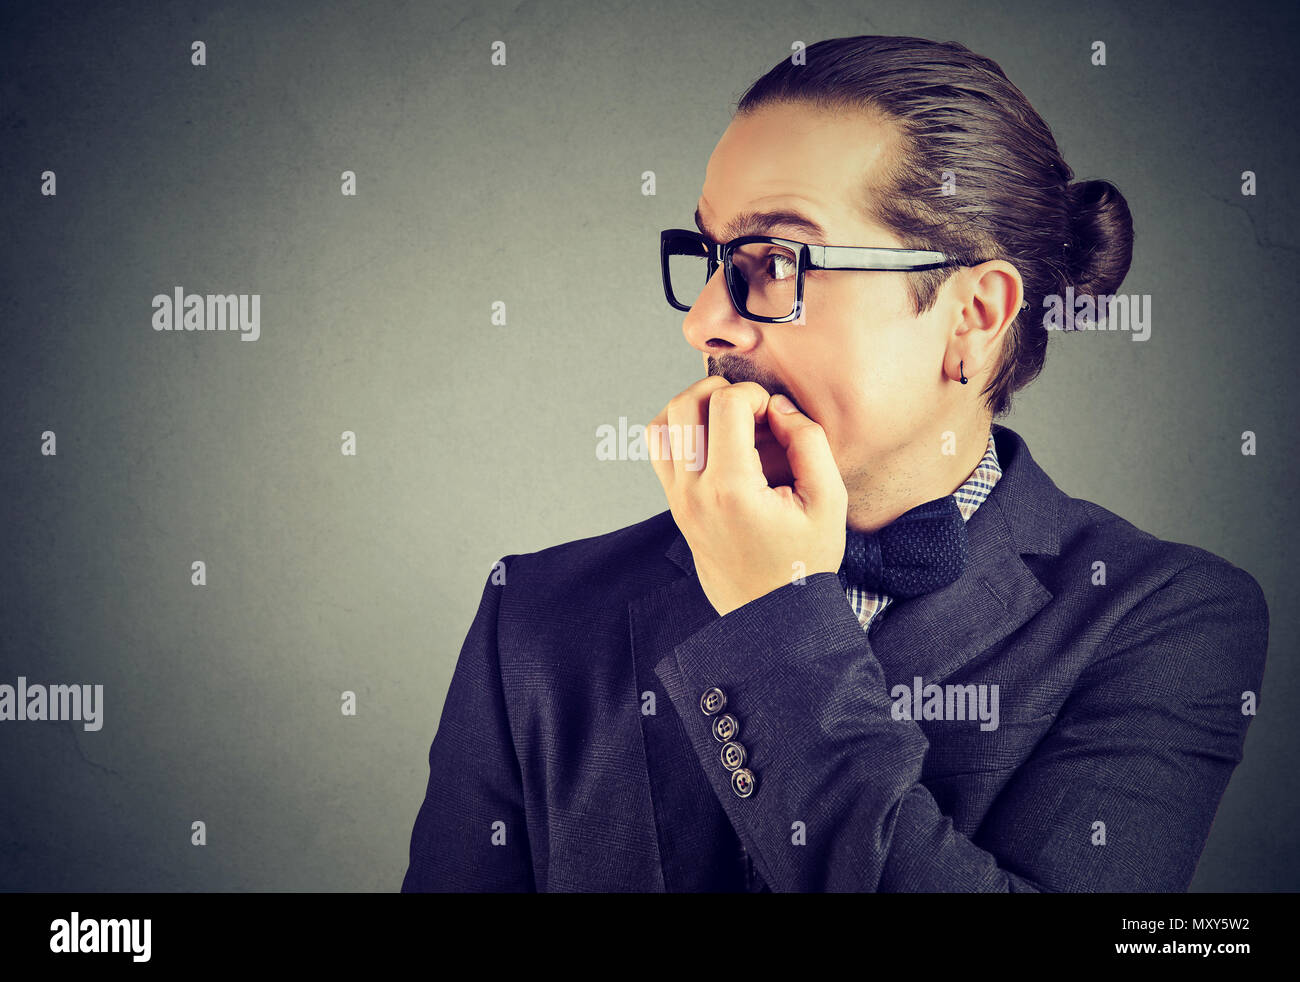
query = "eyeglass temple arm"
xmin=807 ymin=244 xmax=955 ymax=271
xmin=806 ymin=244 xmax=1030 ymax=309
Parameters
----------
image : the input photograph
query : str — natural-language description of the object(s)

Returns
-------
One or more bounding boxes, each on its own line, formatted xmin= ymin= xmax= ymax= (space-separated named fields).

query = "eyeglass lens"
xmin=665 ymin=233 xmax=798 ymax=318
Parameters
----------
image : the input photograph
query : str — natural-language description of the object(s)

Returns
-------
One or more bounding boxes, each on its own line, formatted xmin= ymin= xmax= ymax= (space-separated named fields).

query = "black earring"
xmin=959 ymin=360 xmax=968 ymax=385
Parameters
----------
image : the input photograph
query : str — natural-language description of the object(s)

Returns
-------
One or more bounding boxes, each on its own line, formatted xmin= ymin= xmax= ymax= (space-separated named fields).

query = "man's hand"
xmin=647 ymin=376 xmax=848 ymax=617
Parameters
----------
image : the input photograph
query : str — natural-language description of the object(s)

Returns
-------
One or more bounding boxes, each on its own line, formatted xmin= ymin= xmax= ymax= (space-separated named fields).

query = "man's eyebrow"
xmin=694 ymin=205 xmax=827 ymax=242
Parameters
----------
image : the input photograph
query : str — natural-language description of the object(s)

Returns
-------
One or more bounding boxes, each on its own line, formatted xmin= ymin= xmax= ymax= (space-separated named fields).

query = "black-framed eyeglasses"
xmin=660 ymin=227 xmax=999 ymax=323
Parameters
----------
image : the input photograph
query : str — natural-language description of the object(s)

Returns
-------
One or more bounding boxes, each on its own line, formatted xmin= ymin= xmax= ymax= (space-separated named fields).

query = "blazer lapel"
xmin=866 ymin=484 xmax=1055 ymax=687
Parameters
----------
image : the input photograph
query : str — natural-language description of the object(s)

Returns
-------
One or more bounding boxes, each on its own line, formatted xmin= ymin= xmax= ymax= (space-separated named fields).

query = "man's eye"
xmin=769 ymin=253 xmax=797 ymax=279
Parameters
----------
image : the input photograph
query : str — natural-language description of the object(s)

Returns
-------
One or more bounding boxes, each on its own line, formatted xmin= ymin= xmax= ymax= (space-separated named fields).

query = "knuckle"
xmin=783 ymin=419 xmax=809 ymax=438
xmin=709 ymin=385 xmax=744 ymax=409
xmin=795 ymin=415 xmax=823 ymax=434
xmin=692 ymin=376 xmax=727 ymax=400
xmin=666 ymin=393 xmax=693 ymax=417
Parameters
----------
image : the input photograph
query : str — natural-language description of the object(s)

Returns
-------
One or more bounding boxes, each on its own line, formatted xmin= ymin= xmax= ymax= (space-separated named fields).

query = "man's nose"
xmin=682 ymin=266 xmax=761 ymax=356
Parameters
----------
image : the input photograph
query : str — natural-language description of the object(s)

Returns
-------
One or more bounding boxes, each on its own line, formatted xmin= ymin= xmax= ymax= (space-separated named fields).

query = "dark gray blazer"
xmin=401 ymin=423 xmax=1268 ymax=892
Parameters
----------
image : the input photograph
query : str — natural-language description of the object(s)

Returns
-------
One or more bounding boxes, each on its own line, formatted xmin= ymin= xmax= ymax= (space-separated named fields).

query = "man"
xmin=401 ymin=36 xmax=1268 ymax=891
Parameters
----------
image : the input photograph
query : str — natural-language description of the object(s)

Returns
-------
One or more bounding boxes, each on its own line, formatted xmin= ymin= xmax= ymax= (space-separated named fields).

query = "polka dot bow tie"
xmin=837 ymin=494 xmax=969 ymax=599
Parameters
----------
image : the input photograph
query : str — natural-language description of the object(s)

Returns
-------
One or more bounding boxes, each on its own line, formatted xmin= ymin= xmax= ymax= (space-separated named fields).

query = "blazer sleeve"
xmin=657 ymin=561 xmax=1269 ymax=892
xmin=401 ymin=556 xmax=535 ymax=892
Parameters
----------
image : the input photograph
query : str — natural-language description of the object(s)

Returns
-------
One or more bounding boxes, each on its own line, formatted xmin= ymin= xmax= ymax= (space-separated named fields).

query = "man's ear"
xmin=965 ymin=260 xmax=1024 ymax=339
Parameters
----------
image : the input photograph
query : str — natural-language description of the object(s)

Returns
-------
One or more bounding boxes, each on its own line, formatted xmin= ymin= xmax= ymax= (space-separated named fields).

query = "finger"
xmin=645 ymin=406 xmax=673 ymax=493
xmin=665 ymin=375 xmax=728 ymax=481
xmin=705 ymin=381 xmax=769 ymax=487
xmin=764 ymin=395 xmax=846 ymax=515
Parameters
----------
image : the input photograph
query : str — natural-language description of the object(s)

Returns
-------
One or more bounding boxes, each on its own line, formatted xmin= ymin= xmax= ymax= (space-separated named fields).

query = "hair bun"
xmin=1065 ymin=179 xmax=1134 ymax=299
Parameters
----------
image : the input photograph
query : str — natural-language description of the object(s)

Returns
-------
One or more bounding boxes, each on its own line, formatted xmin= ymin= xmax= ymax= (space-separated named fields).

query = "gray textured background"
xmin=1 ymin=0 xmax=1296 ymax=891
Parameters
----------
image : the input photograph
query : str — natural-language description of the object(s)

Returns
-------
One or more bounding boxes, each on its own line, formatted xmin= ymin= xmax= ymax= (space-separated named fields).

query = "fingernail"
xmin=772 ymin=394 xmax=798 ymax=414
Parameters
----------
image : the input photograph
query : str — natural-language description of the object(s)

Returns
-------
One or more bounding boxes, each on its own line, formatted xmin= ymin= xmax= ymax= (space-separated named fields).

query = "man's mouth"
xmin=712 ymin=367 xmax=803 ymax=424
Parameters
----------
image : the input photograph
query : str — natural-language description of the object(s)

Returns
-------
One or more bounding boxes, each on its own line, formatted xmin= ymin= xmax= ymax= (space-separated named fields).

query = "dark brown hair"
xmin=736 ymin=36 xmax=1134 ymax=419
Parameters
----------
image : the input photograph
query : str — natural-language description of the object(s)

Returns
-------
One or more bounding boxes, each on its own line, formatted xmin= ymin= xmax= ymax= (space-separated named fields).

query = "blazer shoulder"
xmin=489 ymin=509 xmax=683 ymax=606
xmin=1058 ymin=494 xmax=1266 ymax=599
xmin=1050 ymin=494 xmax=1269 ymax=672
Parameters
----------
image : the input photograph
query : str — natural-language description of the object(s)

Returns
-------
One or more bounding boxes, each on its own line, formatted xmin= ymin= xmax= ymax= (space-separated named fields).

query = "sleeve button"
xmin=700 ymin=687 xmax=727 ymax=715
xmin=720 ymin=741 xmax=747 ymax=771
xmin=712 ymin=713 xmax=739 ymax=743
xmin=731 ymin=768 xmax=756 ymax=798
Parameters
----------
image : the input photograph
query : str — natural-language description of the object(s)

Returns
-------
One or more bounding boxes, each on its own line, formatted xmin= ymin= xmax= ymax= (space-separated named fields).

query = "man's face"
xmin=685 ymin=101 xmax=963 ymax=491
